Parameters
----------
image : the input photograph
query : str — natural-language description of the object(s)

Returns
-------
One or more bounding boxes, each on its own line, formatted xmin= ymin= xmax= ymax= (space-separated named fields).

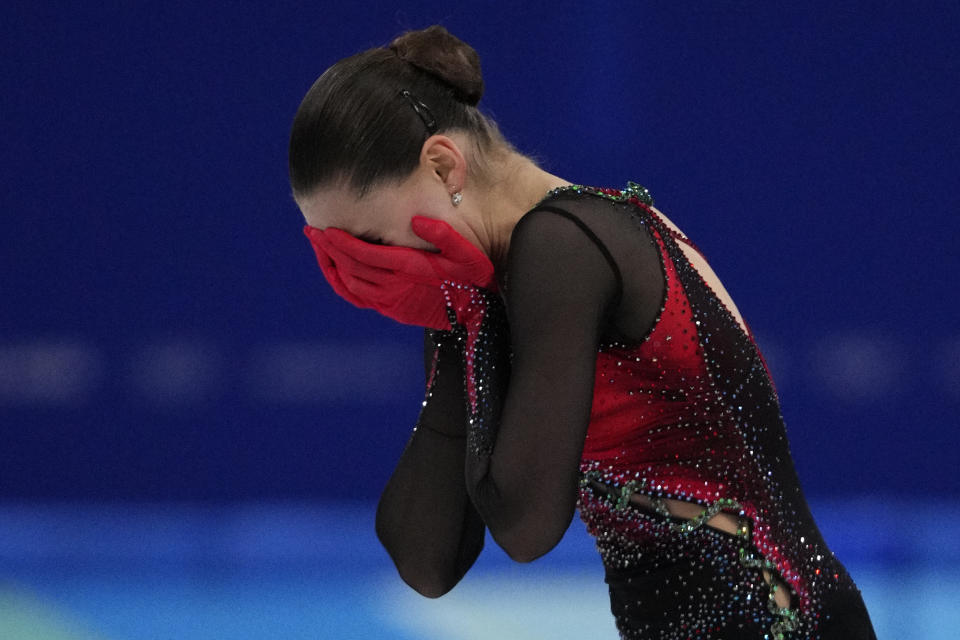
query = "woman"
xmin=288 ymin=25 xmax=878 ymax=640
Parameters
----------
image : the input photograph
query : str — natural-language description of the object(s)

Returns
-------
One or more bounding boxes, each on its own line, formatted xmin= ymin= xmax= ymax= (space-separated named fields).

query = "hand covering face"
xmin=303 ymin=216 xmax=498 ymax=330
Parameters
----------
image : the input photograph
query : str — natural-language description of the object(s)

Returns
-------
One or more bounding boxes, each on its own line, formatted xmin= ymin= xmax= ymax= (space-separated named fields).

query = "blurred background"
xmin=2 ymin=1 xmax=958 ymax=638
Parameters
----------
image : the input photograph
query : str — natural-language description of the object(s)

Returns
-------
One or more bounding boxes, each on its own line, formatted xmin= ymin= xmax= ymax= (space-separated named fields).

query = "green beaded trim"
xmin=580 ymin=470 xmax=798 ymax=639
xmin=739 ymin=547 xmax=800 ymax=638
xmin=659 ymin=496 xmax=743 ymax=535
xmin=545 ymin=180 xmax=655 ymax=206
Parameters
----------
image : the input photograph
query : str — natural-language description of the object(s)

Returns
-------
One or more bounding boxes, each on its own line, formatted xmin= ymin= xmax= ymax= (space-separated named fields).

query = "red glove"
xmin=302 ymin=216 xmax=497 ymax=330
xmin=304 ymin=217 xmax=509 ymax=422
xmin=303 ymin=226 xmax=374 ymax=311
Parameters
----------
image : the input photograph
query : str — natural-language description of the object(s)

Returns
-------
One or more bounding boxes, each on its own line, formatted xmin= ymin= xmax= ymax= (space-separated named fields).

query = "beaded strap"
xmin=545 ymin=180 xmax=655 ymax=206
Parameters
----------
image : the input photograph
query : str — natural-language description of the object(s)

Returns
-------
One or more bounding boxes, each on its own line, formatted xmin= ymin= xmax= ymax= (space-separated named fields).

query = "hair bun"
xmin=389 ymin=25 xmax=484 ymax=106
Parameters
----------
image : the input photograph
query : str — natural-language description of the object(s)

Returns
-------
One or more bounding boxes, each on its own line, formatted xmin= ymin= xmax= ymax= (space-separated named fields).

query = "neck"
xmin=473 ymin=153 xmax=571 ymax=276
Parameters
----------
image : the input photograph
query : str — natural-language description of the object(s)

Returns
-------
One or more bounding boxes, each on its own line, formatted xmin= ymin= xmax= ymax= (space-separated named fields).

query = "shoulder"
xmin=507 ymin=192 xmax=649 ymax=281
xmin=510 ymin=205 xmax=597 ymax=255
xmin=503 ymin=198 xmax=624 ymax=316
xmin=508 ymin=202 xmax=620 ymax=278
xmin=509 ymin=193 xmax=627 ymax=258
xmin=512 ymin=190 xmax=615 ymax=234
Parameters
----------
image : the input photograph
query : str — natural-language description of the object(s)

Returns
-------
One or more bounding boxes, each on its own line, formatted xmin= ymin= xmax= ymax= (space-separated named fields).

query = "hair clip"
xmin=400 ymin=89 xmax=438 ymax=134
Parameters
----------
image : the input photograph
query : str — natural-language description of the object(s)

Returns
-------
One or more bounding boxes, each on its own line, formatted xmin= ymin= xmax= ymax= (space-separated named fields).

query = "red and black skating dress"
xmin=376 ymin=182 xmax=878 ymax=640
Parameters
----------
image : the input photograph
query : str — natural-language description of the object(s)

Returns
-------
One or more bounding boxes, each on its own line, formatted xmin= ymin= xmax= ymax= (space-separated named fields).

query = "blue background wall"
xmin=2 ymin=1 xmax=958 ymax=502
xmin=2 ymin=3 xmax=959 ymax=638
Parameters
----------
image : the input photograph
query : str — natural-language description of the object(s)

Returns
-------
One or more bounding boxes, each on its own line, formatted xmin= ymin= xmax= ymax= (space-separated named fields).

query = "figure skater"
xmin=288 ymin=25 xmax=878 ymax=639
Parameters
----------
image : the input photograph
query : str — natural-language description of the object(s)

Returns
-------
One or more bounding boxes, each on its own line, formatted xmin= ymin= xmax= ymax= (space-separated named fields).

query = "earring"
xmin=451 ymin=191 xmax=463 ymax=207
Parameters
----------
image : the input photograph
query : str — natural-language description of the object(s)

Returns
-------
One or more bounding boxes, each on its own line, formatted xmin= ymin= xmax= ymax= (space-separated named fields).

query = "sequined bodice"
xmin=535 ymin=183 xmax=860 ymax=639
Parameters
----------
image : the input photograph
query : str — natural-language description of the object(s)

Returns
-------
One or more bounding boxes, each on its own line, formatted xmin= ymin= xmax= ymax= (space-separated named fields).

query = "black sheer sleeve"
xmin=375 ymin=194 xmax=664 ymax=591
xmin=463 ymin=196 xmax=664 ymax=563
xmin=374 ymin=327 xmax=487 ymax=598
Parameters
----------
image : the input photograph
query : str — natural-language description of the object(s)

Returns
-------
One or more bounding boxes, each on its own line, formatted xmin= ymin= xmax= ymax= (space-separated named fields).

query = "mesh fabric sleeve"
xmin=464 ymin=197 xmax=664 ymax=562
xmin=375 ymin=195 xmax=664 ymax=589
xmin=374 ymin=327 xmax=487 ymax=597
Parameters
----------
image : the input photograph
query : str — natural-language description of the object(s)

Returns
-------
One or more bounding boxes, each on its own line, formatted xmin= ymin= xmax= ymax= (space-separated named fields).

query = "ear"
xmin=419 ymin=134 xmax=468 ymax=197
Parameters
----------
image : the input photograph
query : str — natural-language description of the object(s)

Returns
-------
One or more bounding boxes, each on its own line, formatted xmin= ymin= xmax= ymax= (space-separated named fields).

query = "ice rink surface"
xmin=0 ymin=498 xmax=953 ymax=639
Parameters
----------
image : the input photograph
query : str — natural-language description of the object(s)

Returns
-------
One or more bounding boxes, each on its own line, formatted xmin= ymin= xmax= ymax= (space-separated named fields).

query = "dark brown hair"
xmin=289 ymin=25 xmax=511 ymax=201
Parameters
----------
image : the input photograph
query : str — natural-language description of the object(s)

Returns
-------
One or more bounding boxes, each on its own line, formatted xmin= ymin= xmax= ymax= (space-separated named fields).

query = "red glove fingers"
xmin=309 ymin=228 xmax=396 ymax=286
xmin=320 ymin=227 xmax=443 ymax=285
xmin=303 ymin=225 xmax=372 ymax=309
xmin=306 ymin=225 xmax=452 ymax=329
xmin=319 ymin=218 xmax=496 ymax=291
xmin=410 ymin=216 xmax=497 ymax=291
xmin=303 ymin=219 xmax=499 ymax=331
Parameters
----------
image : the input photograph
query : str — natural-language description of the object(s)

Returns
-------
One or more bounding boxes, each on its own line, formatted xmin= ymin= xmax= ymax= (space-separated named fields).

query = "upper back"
xmin=525 ymin=186 xmax=751 ymax=346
